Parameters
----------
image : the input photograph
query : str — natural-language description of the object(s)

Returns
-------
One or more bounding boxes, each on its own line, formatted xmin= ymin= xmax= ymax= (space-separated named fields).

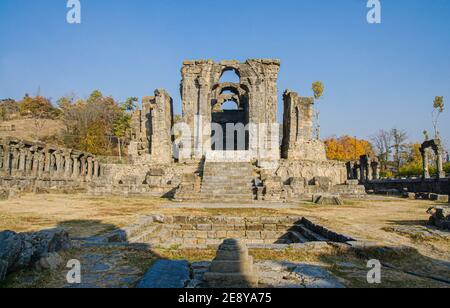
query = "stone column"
xmin=93 ymin=160 xmax=99 ymax=178
xmin=72 ymin=155 xmax=80 ymax=179
xmin=31 ymin=150 xmax=39 ymax=177
xmin=437 ymin=150 xmax=445 ymax=179
xmin=64 ymin=151 xmax=73 ymax=179
xmin=80 ymin=156 xmax=86 ymax=180
xmin=18 ymin=147 xmax=26 ymax=173
xmin=37 ymin=150 xmax=45 ymax=178
xmin=422 ymin=148 xmax=430 ymax=179
xmin=372 ymin=161 xmax=380 ymax=180
xmin=367 ymin=161 xmax=373 ymax=181
xmin=44 ymin=150 xmax=51 ymax=175
xmin=355 ymin=164 xmax=361 ymax=182
xmin=87 ymin=156 xmax=93 ymax=180
xmin=25 ymin=148 xmax=33 ymax=176
xmin=2 ymin=145 xmax=11 ymax=175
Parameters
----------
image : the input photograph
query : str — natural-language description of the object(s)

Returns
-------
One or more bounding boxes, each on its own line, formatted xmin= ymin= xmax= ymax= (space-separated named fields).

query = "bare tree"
xmin=371 ymin=129 xmax=393 ymax=170
xmin=391 ymin=128 xmax=408 ymax=171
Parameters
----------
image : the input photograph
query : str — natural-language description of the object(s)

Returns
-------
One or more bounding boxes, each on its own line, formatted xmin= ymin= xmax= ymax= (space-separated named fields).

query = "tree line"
xmin=0 ymin=91 xmax=137 ymax=157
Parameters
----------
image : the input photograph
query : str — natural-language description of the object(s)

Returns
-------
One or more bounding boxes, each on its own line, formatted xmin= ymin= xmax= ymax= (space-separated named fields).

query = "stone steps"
xmin=199 ymin=162 xmax=256 ymax=202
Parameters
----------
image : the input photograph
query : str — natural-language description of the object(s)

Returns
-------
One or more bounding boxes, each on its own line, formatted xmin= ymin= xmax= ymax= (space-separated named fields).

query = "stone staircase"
xmin=200 ymin=162 xmax=256 ymax=202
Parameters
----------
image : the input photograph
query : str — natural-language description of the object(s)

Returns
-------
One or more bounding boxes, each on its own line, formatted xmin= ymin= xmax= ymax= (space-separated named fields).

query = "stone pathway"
xmin=64 ymin=245 xmax=144 ymax=288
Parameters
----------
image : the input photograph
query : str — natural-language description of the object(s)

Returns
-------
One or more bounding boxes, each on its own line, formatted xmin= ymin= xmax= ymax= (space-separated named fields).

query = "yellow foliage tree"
xmin=324 ymin=136 xmax=374 ymax=161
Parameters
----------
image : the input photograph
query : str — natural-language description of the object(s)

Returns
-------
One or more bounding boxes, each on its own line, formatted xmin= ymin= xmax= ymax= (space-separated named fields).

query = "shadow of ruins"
xmin=0 ymin=220 xmax=168 ymax=288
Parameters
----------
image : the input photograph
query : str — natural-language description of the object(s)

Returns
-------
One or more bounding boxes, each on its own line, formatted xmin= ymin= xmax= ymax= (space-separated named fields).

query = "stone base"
xmin=203 ymin=272 xmax=259 ymax=288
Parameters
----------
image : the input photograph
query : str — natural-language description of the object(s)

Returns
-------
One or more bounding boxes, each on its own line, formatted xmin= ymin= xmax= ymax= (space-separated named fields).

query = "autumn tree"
xmin=324 ymin=136 xmax=374 ymax=161
xmin=58 ymin=90 xmax=123 ymax=155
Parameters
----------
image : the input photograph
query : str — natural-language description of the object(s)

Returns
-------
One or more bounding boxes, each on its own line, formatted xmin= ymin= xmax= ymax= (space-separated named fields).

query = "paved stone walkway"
xmin=64 ymin=246 xmax=144 ymax=288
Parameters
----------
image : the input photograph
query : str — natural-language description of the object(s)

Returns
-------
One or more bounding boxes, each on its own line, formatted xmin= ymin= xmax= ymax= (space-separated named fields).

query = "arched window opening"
xmin=222 ymin=100 xmax=239 ymax=111
xmin=220 ymin=69 xmax=240 ymax=84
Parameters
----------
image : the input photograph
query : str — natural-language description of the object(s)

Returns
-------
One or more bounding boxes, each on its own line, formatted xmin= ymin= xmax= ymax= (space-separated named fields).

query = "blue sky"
xmin=1 ymin=0 xmax=449 ymax=145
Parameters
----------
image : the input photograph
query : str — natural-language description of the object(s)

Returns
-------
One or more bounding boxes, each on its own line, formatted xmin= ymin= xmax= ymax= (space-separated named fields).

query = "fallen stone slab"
xmin=136 ymin=260 xmax=190 ymax=288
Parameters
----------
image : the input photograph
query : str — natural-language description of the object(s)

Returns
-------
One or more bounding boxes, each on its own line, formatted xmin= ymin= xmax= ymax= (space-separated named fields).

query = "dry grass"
xmin=0 ymin=193 xmax=449 ymax=288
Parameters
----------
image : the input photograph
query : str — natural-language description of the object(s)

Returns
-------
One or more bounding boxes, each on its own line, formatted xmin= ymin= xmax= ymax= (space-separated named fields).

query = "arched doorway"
xmin=211 ymin=71 xmax=249 ymax=151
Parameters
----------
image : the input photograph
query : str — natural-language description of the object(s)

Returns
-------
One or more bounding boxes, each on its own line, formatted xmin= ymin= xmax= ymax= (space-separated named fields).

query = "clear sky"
xmin=1 ymin=0 xmax=449 ymax=145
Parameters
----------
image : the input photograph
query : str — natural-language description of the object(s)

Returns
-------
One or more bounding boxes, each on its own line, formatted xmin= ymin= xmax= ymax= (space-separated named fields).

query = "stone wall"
xmin=281 ymin=91 xmax=327 ymax=161
xmin=106 ymin=215 xmax=355 ymax=249
xmin=364 ymin=178 xmax=450 ymax=197
xmin=88 ymin=161 xmax=201 ymax=198
xmin=0 ymin=138 xmax=102 ymax=196
xmin=129 ymin=89 xmax=174 ymax=164
xmin=276 ymin=159 xmax=347 ymax=186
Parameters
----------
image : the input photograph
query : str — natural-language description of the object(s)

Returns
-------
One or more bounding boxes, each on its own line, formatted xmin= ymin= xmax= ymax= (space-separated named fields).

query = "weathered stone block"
xmin=196 ymin=224 xmax=212 ymax=231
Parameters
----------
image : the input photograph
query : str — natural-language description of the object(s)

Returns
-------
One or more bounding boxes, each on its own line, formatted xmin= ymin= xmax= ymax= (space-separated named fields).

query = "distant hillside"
xmin=0 ymin=118 xmax=65 ymax=142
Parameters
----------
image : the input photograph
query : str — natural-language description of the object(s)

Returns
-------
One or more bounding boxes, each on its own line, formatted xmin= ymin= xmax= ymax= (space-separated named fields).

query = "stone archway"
xmin=210 ymin=72 xmax=250 ymax=151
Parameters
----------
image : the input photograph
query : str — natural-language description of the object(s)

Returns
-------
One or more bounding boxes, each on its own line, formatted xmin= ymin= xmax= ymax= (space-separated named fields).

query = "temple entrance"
xmin=211 ymin=68 xmax=250 ymax=151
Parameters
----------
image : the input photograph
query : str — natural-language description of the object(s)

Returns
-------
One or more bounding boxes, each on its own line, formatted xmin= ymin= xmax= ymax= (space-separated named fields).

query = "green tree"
xmin=432 ymin=96 xmax=444 ymax=138
xmin=311 ymin=81 xmax=324 ymax=139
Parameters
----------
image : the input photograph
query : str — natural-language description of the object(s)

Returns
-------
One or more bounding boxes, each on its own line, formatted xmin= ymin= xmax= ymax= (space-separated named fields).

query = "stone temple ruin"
xmin=90 ymin=59 xmax=366 ymax=202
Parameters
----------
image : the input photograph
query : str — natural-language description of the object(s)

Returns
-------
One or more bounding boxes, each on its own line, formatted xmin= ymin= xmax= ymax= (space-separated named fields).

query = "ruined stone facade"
xmin=179 ymin=59 xmax=280 ymax=162
xmin=90 ymin=59 xmax=366 ymax=201
xmin=129 ymin=89 xmax=174 ymax=164
xmin=0 ymin=138 xmax=102 ymax=196
xmin=281 ymin=91 xmax=326 ymax=161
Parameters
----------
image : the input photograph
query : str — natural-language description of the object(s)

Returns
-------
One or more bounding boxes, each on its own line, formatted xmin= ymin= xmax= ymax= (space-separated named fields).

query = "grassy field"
xmin=0 ymin=193 xmax=449 ymax=288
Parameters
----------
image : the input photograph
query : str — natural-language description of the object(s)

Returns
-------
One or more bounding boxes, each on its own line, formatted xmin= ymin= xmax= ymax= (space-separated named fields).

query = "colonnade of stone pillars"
xmin=0 ymin=138 xmax=102 ymax=181
xmin=346 ymin=155 xmax=380 ymax=182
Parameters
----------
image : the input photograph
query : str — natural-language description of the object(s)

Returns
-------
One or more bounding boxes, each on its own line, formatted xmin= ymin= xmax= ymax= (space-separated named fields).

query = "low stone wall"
xmin=88 ymin=162 xmax=200 ymax=197
xmin=276 ymin=159 xmax=347 ymax=186
xmin=364 ymin=178 xmax=450 ymax=198
xmin=0 ymin=138 xmax=103 ymax=196
xmin=106 ymin=215 xmax=355 ymax=249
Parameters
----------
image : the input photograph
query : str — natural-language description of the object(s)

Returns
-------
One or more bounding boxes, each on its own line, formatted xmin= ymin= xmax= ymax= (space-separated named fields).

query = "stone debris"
xmin=427 ymin=206 xmax=450 ymax=230
xmin=35 ymin=252 xmax=63 ymax=271
xmin=204 ymin=239 xmax=258 ymax=288
xmin=0 ymin=228 xmax=71 ymax=281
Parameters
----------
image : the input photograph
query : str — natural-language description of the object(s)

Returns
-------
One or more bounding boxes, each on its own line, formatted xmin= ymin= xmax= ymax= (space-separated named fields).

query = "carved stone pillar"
xmin=25 ymin=148 xmax=33 ymax=176
xmin=372 ymin=161 xmax=380 ymax=180
xmin=2 ymin=145 xmax=10 ymax=175
xmin=31 ymin=149 xmax=40 ymax=177
xmin=80 ymin=156 xmax=87 ymax=180
xmin=437 ymin=150 xmax=445 ymax=179
xmin=87 ymin=156 xmax=93 ymax=180
xmin=18 ymin=147 xmax=26 ymax=173
xmin=421 ymin=148 xmax=430 ymax=179
xmin=37 ymin=150 xmax=45 ymax=178
xmin=93 ymin=160 xmax=99 ymax=178
xmin=64 ymin=151 xmax=73 ymax=179
xmin=72 ymin=155 xmax=80 ymax=179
